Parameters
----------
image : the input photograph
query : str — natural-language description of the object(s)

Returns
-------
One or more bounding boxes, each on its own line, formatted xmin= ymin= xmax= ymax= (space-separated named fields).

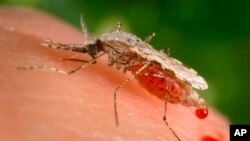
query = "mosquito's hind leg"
xmin=160 ymin=48 xmax=171 ymax=56
xmin=135 ymin=72 xmax=181 ymax=141
xmin=144 ymin=33 xmax=155 ymax=43
xmin=112 ymin=22 xmax=122 ymax=31
xmin=163 ymin=96 xmax=181 ymax=141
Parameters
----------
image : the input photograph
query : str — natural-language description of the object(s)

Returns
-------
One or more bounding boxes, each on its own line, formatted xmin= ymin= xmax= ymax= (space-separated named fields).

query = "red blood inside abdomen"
xmin=130 ymin=64 xmax=187 ymax=102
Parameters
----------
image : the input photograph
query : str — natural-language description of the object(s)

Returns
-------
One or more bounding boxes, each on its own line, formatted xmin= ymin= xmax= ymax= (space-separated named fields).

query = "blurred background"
xmin=0 ymin=0 xmax=249 ymax=124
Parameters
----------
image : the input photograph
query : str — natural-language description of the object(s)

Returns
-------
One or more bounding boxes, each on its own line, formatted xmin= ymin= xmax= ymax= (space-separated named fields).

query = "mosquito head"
xmin=85 ymin=38 xmax=104 ymax=59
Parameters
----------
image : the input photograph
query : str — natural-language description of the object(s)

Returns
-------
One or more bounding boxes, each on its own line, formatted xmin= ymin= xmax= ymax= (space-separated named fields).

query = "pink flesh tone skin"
xmin=0 ymin=7 xmax=229 ymax=141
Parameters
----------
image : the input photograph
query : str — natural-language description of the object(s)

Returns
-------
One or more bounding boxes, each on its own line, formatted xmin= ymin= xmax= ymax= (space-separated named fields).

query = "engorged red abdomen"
xmin=129 ymin=64 xmax=188 ymax=103
xmin=129 ymin=63 xmax=209 ymax=119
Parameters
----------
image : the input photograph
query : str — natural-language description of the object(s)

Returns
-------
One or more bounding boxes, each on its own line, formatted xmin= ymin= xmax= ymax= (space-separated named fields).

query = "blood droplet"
xmin=196 ymin=108 xmax=208 ymax=119
xmin=201 ymin=135 xmax=219 ymax=141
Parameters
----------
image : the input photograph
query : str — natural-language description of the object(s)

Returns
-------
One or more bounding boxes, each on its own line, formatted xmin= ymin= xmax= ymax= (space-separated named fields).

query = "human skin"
xmin=0 ymin=7 xmax=229 ymax=141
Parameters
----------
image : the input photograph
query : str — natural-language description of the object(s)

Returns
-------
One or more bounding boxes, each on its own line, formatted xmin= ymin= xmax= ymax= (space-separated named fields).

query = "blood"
xmin=130 ymin=64 xmax=209 ymax=119
xmin=129 ymin=64 xmax=188 ymax=103
xmin=196 ymin=108 xmax=208 ymax=119
xmin=201 ymin=136 xmax=219 ymax=141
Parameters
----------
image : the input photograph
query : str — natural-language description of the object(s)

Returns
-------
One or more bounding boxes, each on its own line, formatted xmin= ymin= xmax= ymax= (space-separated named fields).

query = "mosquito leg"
xmin=144 ymin=33 xmax=155 ymax=43
xmin=114 ymin=62 xmax=150 ymax=126
xmin=60 ymin=54 xmax=98 ymax=64
xmin=61 ymin=57 xmax=91 ymax=63
xmin=135 ymin=71 xmax=181 ymax=141
xmin=19 ymin=50 xmax=106 ymax=75
xmin=163 ymin=94 xmax=181 ymax=141
xmin=160 ymin=48 xmax=170 ymax=56
xmin=61 ymin=58 xmax=90 ymax=63
xmin=112 ymin=22 xmax=122 ymax=31
xmin=137 ymin=73 xmax=165 ymax=78
xmin=61 ymin=51 xmax=107 ymax=64
xmin=66 ymin=59 xmax=97 ymax=74
xmin=60 ymin=54 xmax=79 ymax=61
xmin=18 ymin=59 xmax=96 ymax=75
xmin=18 ymin=65 xmax=71 ymax=75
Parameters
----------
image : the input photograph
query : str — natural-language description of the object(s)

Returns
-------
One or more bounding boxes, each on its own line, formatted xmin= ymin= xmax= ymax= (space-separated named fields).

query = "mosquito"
xmin=19 ymin=15 xmax=208 ymax=141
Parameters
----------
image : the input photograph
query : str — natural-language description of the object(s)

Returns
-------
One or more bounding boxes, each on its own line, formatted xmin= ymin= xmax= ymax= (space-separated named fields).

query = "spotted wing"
xmin=130 ymin=43 xmax=208 ymax=90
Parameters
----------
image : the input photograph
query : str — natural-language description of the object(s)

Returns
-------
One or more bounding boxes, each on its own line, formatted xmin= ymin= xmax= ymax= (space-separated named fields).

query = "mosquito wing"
xmin=130 ymin=43 xmax=208 ymax=90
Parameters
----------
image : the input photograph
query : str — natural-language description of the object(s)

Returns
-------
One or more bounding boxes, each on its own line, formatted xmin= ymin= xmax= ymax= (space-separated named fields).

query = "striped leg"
xmin=113 ymin=62 xmax=150 ymax=126
xmin=144 ymin=33 xmax=155 ymax=43
xmin=112 ymin=22 xmax=122 ymax=31
xmin=18 ymin=59 xmax=96 ymax=75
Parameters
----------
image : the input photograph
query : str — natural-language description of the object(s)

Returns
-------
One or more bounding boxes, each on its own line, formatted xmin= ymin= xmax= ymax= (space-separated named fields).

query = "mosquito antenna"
xmin=80 ymin=14 xmax=88 ymax=40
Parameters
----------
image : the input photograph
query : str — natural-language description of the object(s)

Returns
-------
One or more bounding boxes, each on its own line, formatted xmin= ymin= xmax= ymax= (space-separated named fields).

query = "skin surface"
xmin=0 ymin=7 xmax=229 ymax=141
